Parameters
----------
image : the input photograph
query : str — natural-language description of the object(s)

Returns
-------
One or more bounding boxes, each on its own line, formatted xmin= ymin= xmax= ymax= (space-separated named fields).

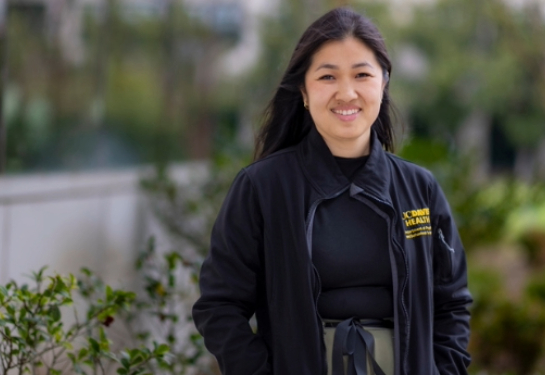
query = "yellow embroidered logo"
xmin=402 ymin=208 xmax=432 ymax=239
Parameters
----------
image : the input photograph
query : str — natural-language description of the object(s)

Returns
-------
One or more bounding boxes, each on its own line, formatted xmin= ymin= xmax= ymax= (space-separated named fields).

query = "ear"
xmin=382 ymin=71 xmax=389 ymax=90
xmin=300 ymin=86 xmax=308 ymax=104
xmin=380 ymin=72 xmax=389 ymax=102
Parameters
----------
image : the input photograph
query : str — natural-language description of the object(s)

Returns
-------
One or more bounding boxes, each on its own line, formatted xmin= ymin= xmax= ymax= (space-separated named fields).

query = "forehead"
xmin=309 ymin=37 xmax=379 ymax=68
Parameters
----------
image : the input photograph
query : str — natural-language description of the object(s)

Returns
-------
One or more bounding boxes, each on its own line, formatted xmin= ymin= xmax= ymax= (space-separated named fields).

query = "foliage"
xmin=399 ymin=136 xmax=545 ymax=250
xmin=395 ymin=0 xmax=545 ymax=146
xmin=126 ymin=237 xmax=216 ymax=375
xmin=5 ymin=0 xmax=544 ymax=175
xmin=0 ymin=267 xmax=171 ymax=375
xmin=0 ymin=152 xmax=248 ymax=375
xmin=390 ymin=0 xmax=545 ymax=180
xmin=140 ymin=152 xmax=251 ymax=262
xmin=4 ymin=0 xmax=545 ymax=374
xmin=132 ymin=153 xmax=249 ymax=374
xmin=4 ymin=0 xmax=238 ymax=172
xmin=468 ymin=267 xmax=545 ymax=375
xmin=400 ymin=136 xmax=545 ymax=374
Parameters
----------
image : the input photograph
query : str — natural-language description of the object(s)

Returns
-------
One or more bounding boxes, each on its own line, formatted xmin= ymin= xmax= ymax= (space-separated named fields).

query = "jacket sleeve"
xmin=192 ymin=169 xmax=271 ymax=375
xmin=430 ymin=179 xmax=472 ymax=375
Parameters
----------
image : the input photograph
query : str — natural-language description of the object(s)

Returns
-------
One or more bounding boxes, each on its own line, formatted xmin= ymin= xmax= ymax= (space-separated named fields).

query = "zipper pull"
xmin=438 ymin=228 xmax=455 ymax=252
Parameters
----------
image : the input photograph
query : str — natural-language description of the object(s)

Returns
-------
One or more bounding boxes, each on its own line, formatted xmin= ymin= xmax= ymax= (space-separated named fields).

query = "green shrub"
xmin=0 ymin=267 xmax=171 ymax=375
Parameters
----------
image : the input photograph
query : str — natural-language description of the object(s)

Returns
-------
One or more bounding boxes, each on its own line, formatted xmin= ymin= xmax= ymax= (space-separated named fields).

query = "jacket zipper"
xmin=304 ymin=186 xmax=350 ymax=375
xmin=359 ymin=188 xmax=409 ymax=375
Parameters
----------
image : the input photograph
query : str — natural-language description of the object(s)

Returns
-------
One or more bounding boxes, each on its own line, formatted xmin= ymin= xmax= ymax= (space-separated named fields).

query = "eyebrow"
xmin=314 ymin=62 xmax=374 ymax=71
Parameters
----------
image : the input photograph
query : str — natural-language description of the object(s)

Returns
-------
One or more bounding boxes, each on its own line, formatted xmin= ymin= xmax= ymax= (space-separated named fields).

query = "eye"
xmin=318 ymin=74 xmax=335 ymax=81
xmin=356 ymin=72 xmax=372 ymax=78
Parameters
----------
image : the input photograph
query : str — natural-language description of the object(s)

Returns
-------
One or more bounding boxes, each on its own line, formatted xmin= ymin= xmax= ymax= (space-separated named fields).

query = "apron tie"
xmin=331 ymin=317 xmax=389 ymax=375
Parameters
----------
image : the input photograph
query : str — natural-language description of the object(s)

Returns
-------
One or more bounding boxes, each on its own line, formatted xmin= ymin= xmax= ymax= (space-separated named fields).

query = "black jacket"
xmin=192 ymin=127 xmax=472 ymax=375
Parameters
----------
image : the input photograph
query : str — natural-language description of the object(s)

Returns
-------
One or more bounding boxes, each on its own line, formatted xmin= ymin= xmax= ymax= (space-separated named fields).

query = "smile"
xmin=332 ymin=109 xmax=361 ymax=116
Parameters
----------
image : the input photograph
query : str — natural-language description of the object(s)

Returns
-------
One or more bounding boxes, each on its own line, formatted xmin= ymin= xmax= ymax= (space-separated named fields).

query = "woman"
xmin=192 ymin=7 xmax=472 ymax=375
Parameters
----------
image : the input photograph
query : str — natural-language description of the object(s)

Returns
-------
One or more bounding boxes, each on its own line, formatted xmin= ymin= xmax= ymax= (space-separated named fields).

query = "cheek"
xmin=306 ymin=82 xmax=329 ymax=102
xmin=362 ymin=83 xmax=383 ymax=101
xmin=362 ymin=94 xmax=382 ymax=110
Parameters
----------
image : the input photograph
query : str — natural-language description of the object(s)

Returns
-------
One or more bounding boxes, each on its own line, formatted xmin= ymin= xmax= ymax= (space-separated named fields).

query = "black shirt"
xmin=312 ymin=156 xmax=393 ymax=319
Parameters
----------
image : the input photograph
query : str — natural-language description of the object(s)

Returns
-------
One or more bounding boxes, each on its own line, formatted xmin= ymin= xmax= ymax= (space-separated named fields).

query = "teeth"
xmin=334 ymin=109 xmax=359 ymax=115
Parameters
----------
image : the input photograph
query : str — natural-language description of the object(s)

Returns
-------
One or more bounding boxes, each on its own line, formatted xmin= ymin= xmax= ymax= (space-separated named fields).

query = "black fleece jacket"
xmin=192 ymin=127 xmax=472 ymax=375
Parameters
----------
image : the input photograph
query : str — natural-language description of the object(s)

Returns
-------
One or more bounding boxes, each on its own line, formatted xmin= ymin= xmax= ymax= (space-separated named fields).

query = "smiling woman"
xmin=192 ymin=7 xmax=472 ymax=375
xmin=301 ymin=37 xmax=387 ymax=157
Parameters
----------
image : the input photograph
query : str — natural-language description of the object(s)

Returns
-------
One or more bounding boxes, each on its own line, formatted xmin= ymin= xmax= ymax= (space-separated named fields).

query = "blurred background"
xmin=0 ymin=0 xmax=545 ymax=374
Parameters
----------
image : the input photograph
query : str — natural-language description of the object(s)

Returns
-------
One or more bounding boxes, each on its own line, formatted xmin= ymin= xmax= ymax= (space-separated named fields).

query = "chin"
xmin=337 ymin=129 xmax=368 ymax=139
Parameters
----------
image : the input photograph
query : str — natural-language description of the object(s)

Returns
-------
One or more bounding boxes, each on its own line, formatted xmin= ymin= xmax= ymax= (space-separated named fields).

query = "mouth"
xmin=331 ymin=108 xmax=361 ymax=121
xmin=331 ymin=108 xmax=361 ymax=116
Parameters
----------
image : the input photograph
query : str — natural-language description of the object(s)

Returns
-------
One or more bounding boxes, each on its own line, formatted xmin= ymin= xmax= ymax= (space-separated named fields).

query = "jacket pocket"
xmin=434 ymin=228 xmax=454 ymax=283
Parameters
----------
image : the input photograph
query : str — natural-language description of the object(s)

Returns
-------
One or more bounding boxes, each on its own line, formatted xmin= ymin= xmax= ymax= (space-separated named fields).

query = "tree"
xmin=394 ymin=0 xmax=545 ymax=180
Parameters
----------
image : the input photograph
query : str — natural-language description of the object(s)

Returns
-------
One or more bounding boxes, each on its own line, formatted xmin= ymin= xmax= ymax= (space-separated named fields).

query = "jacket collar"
xmin=297 ymin=125 xmax=392 ymax=204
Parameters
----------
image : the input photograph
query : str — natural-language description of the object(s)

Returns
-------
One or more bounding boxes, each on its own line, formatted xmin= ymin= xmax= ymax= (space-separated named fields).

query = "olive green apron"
xmin=323 ymin=318 xmax=394 ymax=375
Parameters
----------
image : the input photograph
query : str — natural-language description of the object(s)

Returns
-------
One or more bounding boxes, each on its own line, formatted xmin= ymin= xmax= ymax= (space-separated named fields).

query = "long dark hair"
xmin=254 ymin=7 xmax=396 ymax=160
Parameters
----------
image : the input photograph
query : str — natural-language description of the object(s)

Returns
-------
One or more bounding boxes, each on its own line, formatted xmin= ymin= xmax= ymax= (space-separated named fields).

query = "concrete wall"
xmin=0 ymin=163 xmax=205 ymax=288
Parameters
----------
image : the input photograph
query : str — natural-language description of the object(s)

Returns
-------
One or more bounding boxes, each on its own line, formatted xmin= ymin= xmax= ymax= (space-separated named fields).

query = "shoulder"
xmin=385 ymin=153 xmax=454 ymax=212
xmin=242 ymin=146 xmax=300 ymax=182
xmin=385 ymin=152 xmax=437 ymax=186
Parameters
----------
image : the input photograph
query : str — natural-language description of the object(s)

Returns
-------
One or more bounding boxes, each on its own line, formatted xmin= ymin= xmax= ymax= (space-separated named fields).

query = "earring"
xmin=304 ymin=101 xmax=309 ymax=110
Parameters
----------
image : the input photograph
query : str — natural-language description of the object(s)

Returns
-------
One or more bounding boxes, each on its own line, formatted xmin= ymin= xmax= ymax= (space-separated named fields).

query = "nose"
xmin=335 ymin=78 xmax=358 ymax=102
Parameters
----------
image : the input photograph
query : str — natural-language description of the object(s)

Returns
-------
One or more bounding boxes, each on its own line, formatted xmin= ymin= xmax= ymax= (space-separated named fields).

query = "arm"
xmin=431 ymin=180 xmax=472 ymax=374
xmin=192 ymin=170 xmax=271 ymax=375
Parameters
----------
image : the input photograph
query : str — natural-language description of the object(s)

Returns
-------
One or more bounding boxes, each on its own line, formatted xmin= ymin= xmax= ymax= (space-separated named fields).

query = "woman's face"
xmin=301 ymin=37 xmax=386 ymax=157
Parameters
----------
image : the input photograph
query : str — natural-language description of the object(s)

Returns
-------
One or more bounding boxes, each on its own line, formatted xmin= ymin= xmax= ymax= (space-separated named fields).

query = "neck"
xmin=322 ymin=136 xmax=371 ymax=158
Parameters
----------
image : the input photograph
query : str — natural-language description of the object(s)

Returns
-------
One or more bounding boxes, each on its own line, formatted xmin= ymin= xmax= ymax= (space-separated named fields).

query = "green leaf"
xmin=50 ymin=276 xmax=65 ymax=294
xmin=19 ymin=307 xmax=27 ymax=321
xmin=67 ymin=352 xmax=76 ymax=363
xmin=62 ymin=341 xmax=73 ymax=350
xmin=78 ymin=347 xmax=89 ymax=360
xmin=6 ymin=304 xmax=15 ymax=316
xmin=80 ymin=268 xmax=92 ymax=277
xmin=121 ymin=357 xmax=130 ymax=369
xmin=89 ymin=338 xmax=100 ymax=354
xmin=69 ymin=274 xmax=77 ymax=288
xmin=33 ymin=266 xmax=48 ymax=282
xmin=117 ymin=368 xmax=128 ymax=375
xmin=48 ymin=305 xmax=61 ymax=322
xmin=155 ymin=344 xmax=170 ymax=356
xmin=130 ymin=353 xmax=144 ymax=366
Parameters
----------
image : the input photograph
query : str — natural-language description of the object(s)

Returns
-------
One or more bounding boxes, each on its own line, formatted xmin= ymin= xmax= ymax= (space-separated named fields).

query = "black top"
xmin=334 ymin=155 xmax=369 ymax=180
xmin=312 ymin=156 xmax=393 ymax=320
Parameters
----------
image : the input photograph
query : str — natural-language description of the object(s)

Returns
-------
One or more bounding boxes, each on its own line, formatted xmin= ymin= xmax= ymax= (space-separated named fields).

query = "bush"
xmin=0 ymin=267 xmax=171 ymax=375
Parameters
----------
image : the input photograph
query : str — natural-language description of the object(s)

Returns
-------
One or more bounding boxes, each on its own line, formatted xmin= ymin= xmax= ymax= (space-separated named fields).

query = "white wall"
xmin=0 ymin=163 xmax=205 ymax=288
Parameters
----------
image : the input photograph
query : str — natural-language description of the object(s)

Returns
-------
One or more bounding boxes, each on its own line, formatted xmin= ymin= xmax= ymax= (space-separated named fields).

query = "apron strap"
xmin=331 ymin=317 xmax=388 ymax=375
